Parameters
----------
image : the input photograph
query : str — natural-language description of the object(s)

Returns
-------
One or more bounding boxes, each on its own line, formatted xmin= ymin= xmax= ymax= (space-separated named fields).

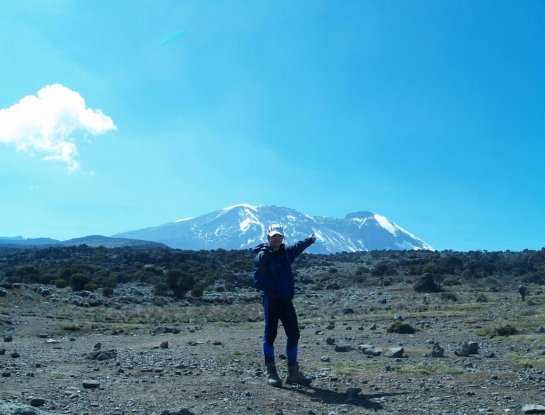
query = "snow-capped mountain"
xmin=113 ymin=204 xmax=433 ymax=254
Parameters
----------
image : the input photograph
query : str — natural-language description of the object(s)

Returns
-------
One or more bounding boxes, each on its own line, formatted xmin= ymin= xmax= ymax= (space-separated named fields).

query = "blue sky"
xmin=1 ymin=0 xmax=544 ymax=252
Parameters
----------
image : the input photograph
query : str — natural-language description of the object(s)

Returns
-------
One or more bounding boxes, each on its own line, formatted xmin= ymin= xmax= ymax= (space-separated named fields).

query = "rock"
xmin=94 ymin=342 xmax=102 ymax=350
xmin=160 ymin=341 xmax=169 ymax=349
xmin=359 ymin=344 xmax=382 ymax=356
xmin=339 ymin=307 xmax=354 ymax=314
xmin=385 ymin=347 xmax=404 ymax=358
xmin=0 ymin=402 xmax=44 ymax=415
xmin=431 ymin=342 xmax=445 ymax=357
xmin=325 ymin=337 xmax=336 ymax=345
xmin=84 ymin=349 xmax=117 ymax=360
xmin=82 ymin=380 xmax=101 ymax=389
xmin=467 ymin=341 xmax=479 ymax=354
xmin=369 ymin=323 xmax=377 ymax=330
xmin=0 ymin=348 xmax=5 ymax=355
xmin=162 ymin=408 xmax=195 ymax=415
xmin=334 ymin=344 xmax=354 ymax=352
xmin=536 ymin=326 xmax=545 ymax=333
xmin=0 ymin=287 xmax=8 ymax=297
xmin=153 ymin=326 xmax=181 ymax=334
xmin=345 ymin=387 xmax=361 ymax=397
xmin=454 ymin=345 xmax=469 ymax=357
xmin=11 ymin=351 xmax=21 ymax=358
xmin=523 ymin=404 xmax=545 ymax=413
xmin=29 ymin=397 xmax=46 ymax=407
xmin=4 ymin=335 xmax=13 ymax=342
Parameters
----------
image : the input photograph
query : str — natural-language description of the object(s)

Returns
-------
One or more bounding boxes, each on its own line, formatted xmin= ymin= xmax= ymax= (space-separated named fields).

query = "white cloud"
xmin=0 ymin=84 xmax=116 ymax=172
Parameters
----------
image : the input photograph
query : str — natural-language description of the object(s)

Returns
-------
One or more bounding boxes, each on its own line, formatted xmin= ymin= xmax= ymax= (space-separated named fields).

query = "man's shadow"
xmin=288 ymin=384 xmax=407 ymax=410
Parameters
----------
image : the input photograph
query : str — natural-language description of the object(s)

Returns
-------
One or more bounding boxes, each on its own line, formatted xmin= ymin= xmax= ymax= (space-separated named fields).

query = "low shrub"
xmin=387 ymin=321 xmax=416 ymax=334
xmin=102 ymin=287 xmax=114 ymax=297
xmin=496 ymin=324 xmax=517 ymax=336
xmin=440 ymin=292 xmax=458 ymax=302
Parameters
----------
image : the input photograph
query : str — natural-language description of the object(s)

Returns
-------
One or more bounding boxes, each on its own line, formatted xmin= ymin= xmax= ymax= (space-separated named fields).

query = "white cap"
xmin=267 ymin=224 xmax=284 ymax=237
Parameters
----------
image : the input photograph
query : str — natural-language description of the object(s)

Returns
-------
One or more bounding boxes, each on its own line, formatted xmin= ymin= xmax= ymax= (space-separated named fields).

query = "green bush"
xmin=70 ymin=273 xmax=90 ymax=291
xmin=190 ymin=285 xmax=204 ymax=297
xmin=440 ymin=292 xmax=458 ymax=302
xmin=166 ymin=269 xmax=195 ymax=299
xmin=154 ymin=282 xmax=169 ymax=296
xmin=84 ymin=282 xmax=98 ymax=291
xmin=53 ymin=279 xmax=68 ymax=289
xmin=15 ymin=265 xmax=41 ymax=283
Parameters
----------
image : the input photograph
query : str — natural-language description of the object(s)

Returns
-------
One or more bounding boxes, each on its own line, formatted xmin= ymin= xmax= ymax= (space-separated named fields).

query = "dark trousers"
xmin=262 ymin=296 xmax=300 ymax=366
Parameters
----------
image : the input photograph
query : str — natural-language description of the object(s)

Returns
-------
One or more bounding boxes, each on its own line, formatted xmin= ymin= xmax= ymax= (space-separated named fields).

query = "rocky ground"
xmin=1 ymin=282 xmax=545 ymax=415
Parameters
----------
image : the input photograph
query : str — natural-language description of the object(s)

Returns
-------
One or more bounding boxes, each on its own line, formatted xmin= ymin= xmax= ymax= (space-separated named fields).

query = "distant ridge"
xmin=0 ymin=235 xmax=166 ymax=249
xmin=114 ymin=204 xmax=433 ymax=254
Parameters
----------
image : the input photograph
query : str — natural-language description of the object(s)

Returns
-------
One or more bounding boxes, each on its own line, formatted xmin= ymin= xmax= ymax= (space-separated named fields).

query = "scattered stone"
xmin=385 ymin=347 xmax=404 ymax=358
xmin=339 ymin=307 xmax=354 ymax=314
xmin=0 ymin=287 xmax=8 ymax=297
xmin=334 ymin=344 xmax=354 ymax=352
xmin=523 ymin=404 xmax=545 ymax=413
xmin=369 ymin=323 xmax=377 ymax=330
xmin=94 ymin=342 xmax=102 ymax=350
xmin=82 ymin=380 xmax=101 ymax=389
xmin=345 ymin=387 xmax=361 ymax=397
xmin=359 ymin=344 xmax=382 ymax=356
xmin=467 ymin=341 xmax=479 ymax=354
xmin=160 ymin=341 xmax=169 ymax=349
xmin=153 ymin=326 xmax=181 ymax=334
xmin=11 ymin=351 xmax=21 ymax=358
xmin=536 ymin=326 xmax=545 ymax=334
xmin=161 ymin=409 xmax=193 ymax=415
xmin=430 ymin=342 xmax=445 ymax=357
xmin=454 ymin=342 xmax=470 ymax=357
xmin=0 ymin=348 xmax=5 ymax=355
xmin=4 ymin=335 xmax=13 ymax=342
xmin=84 ymin=349 xmax=117 ymax=360
xmin=29 ymin=397 xmax=46 ymax=407
xmin=325 ymin=337 xmax=336 ymax=345
xmin=320 ymin=356 xmax=330 ymax=362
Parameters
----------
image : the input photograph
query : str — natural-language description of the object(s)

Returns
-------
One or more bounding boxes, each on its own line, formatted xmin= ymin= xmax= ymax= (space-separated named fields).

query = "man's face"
xmin=267 ymin=233 xmax=284 ymax=250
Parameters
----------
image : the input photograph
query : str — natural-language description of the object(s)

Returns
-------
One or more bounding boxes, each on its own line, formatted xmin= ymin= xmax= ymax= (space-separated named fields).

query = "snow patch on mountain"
xmin=373 ymin=214 xmax=397 ymax=235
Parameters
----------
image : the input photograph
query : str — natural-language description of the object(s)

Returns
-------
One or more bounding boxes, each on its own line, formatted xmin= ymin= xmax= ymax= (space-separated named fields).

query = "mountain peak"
xmin=223 ymin=203 xmax=260 ymax=212
xmin=345 ymin=211 xmax=374 ymax=219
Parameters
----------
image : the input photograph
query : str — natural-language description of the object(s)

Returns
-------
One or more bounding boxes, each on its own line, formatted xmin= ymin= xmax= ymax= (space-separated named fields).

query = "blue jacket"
xmin=252 ymin=237 xmax=315 ymax=300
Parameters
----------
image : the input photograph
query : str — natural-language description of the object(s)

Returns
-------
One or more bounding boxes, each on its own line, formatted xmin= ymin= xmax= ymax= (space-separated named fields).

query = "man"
xmin=252 ymin=224 xmax=316 ymax=387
